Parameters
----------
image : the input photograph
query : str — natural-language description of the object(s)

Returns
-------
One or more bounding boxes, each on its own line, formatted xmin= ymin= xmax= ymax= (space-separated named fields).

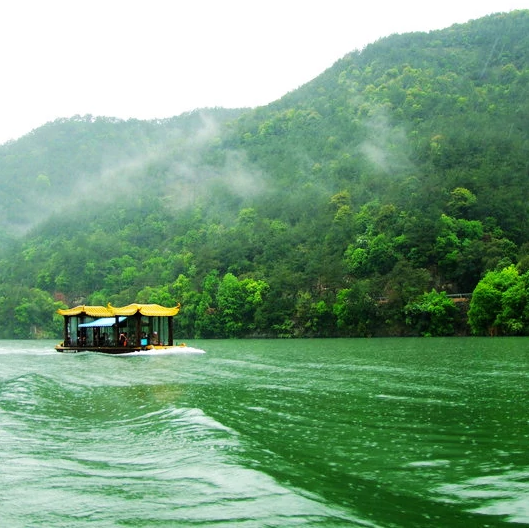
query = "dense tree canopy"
xmin=1 ymin=11 xmax=529 ymax=338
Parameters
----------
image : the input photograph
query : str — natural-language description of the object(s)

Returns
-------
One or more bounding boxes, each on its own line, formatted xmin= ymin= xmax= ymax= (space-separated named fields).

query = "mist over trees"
xmin=0 ymin=10 xmax=528 ymax=339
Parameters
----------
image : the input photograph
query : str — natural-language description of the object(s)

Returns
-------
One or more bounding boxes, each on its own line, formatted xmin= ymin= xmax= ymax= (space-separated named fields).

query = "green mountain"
xmin=1 ymin=10 xmax=528 ymax=339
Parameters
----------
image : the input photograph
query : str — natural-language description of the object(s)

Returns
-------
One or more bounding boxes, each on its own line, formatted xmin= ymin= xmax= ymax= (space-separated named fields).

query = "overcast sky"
xmin=0 ymin=0 xmax=527 ymax=144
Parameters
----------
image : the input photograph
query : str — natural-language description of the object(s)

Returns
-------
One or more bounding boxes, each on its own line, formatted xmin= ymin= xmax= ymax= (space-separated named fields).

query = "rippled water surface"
xmin=1 ymin=338 xmax=528 ymax=527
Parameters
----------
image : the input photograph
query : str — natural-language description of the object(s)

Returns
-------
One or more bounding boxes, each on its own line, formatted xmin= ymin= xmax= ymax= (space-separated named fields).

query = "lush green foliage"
xmin=468 ymin=265 xmax=529 ymax=336
xmin=405 ymin=289 xmax=458 ymax=337
xmin=1 ymin=11 xmax=529 ymax=338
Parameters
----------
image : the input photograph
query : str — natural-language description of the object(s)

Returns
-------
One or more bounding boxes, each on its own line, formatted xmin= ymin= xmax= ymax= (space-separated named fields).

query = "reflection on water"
xmin=0 ymin=337 xmax=528 ymax=527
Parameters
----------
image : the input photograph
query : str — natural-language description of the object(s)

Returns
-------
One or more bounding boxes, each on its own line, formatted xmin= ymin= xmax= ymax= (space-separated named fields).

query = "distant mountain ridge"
xmin=0 ymin=108 xmax=245 ymax=234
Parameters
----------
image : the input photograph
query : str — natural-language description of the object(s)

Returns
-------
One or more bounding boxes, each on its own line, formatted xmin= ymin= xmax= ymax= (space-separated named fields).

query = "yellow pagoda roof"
xmin=57 ymin=305 xmax=111 ymax=317
xmin=57 ymin=303 xmax=180 ymax=317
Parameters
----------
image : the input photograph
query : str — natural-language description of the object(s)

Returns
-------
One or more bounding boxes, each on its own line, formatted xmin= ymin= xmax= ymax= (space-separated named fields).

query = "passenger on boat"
xmin=119 ymin=332 xmax=128 ymax=346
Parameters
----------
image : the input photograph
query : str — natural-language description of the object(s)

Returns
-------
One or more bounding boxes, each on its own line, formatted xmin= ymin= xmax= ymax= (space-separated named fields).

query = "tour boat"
xmin=55 ymin=303 xmax=185 ymax=354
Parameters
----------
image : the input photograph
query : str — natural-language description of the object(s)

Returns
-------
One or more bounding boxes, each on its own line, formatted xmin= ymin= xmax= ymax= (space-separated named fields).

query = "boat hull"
xmin=54 ymin=344 xmax=185 ymax=354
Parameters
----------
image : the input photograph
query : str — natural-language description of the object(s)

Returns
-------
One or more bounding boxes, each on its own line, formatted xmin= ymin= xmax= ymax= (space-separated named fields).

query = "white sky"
xmin=0 ymin=0 xmax=527 ymax=145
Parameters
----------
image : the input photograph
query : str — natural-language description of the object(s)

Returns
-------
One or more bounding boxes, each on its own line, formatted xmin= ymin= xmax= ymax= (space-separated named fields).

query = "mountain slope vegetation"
xmin=1 ymin=10 xmax=528 ymax=338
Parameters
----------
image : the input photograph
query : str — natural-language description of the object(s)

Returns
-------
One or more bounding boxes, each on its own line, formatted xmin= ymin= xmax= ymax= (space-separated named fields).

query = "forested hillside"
xmin=1 ymin=10 xmax=528 ymax=339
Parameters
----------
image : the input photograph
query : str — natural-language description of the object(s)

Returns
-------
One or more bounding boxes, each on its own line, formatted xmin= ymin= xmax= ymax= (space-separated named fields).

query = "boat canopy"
xmin=78 ymin=316 xmax=126 ymax=328
xmin=57 ymin=303 xmax=180 ymax=317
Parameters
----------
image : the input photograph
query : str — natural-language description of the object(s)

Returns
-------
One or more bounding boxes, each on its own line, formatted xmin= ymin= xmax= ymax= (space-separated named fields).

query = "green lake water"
xmin=0 ymin=338 xmax=528 ymax=527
